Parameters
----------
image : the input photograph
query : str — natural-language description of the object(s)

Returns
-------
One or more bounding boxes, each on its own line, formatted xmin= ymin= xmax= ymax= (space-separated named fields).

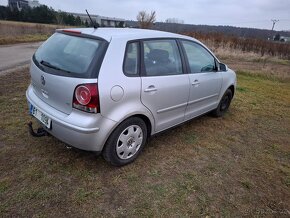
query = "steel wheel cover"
xmin=116 ymin=125 xmax=143 ymax=160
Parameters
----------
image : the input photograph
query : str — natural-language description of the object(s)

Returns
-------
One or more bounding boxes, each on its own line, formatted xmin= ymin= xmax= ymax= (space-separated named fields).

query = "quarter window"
xmin=124 ymin=42 xmax=139 ymax=76
xmin=143 ymin=40 xmax=183 ymax=76
xmin=181 ymin=41 xmax=216 ymax=73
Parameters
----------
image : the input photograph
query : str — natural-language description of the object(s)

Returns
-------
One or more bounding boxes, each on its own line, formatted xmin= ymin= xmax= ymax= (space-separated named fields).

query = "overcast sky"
xmin=1 ymin=0 xmax=289 ymax=30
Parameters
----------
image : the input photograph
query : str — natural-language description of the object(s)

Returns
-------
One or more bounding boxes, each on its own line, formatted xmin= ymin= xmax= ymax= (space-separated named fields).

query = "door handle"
xmin=192 ymin=79 xmax=200 ymax=86
xmin=144 ymin=86 xmax=157 ymax=92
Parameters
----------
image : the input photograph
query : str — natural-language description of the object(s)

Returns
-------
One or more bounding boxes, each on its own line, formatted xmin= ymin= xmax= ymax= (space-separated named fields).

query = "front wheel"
xmin=102 ymin=117 xmax=147 ymax=166
xmin=212 ymin=89 xmax=233 ymax=117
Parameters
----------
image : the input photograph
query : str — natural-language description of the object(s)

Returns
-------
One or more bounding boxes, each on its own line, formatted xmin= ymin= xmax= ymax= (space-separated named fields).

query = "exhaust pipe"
xmin=28 ymin=122 xmax=49 ymax=137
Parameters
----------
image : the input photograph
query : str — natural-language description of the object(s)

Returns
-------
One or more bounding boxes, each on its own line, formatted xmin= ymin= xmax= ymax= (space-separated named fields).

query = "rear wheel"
xmin=102 ymin=117 xmax=147 ymax=166
xmin=212 ymin=89 xmax=233 ymax=117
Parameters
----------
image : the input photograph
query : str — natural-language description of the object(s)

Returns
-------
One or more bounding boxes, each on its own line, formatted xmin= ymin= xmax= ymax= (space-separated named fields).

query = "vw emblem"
xmin=41 ymin=75 xmax=45 ymax=86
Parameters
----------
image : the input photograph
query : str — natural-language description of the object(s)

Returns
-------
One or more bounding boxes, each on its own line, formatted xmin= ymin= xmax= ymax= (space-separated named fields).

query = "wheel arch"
xmin=132 ymin=114 xmax=152 ymax=138
xmin=100 ymin=112 xmax=154 ymax=151
xmin=114 ymin=113 xmax=153 ymax=139
xmin=228 ymin=85 xmax=235 ymax=98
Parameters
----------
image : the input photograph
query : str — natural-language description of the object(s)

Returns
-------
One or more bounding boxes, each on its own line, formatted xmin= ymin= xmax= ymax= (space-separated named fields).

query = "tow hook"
xmin=28 ymin=122 xmax=49 ymax=137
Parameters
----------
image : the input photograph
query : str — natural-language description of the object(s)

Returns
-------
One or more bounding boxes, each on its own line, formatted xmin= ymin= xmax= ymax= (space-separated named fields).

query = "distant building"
xmin=8 ymin=0 xmax=41 ymax=11
xmin=8 ymin=0 xmax=28 ymax=10
xmin=70 ymin=12 xmax=126 ymax=27
xmin=280 ymin=36 xmax=290 ymax=43
xmin=28 ymin=0 xmax=41 ymax=8
xmin=273 ymin=34 xmax=290 ymax=43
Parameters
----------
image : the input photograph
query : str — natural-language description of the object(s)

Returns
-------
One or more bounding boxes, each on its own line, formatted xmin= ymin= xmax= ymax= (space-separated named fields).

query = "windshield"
xmin=34 ymin=32 xmax=107 ymax=78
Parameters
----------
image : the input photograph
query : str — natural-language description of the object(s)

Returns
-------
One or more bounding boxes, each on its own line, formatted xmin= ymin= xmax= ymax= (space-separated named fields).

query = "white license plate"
xmin=29 ymin=103 xmax=51 ymax=129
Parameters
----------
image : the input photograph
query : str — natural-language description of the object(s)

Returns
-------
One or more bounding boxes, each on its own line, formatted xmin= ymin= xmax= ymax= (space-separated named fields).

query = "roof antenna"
xmin=86 ymin=9 xmax=97 ymax=29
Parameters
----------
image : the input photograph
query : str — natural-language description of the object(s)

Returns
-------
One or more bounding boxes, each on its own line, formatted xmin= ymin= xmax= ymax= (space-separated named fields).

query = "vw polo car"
xmin=26 ymin=28 xmax=236 ymax=166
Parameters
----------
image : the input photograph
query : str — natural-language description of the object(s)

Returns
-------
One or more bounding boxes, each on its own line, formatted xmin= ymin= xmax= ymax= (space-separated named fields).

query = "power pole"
xmin=271 ymin=19 xmax=279 ymax=31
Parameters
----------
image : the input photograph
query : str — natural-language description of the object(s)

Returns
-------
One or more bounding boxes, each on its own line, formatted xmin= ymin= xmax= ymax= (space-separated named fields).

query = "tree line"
xmin=0 ymin=5 xmax=84 ymax=26
xmin=127 ymin=20 xmax=290 ymax=40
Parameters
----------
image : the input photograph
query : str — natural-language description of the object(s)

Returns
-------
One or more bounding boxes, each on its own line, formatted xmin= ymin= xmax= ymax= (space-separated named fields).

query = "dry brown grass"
xmin=0 ymin=21 xmax=69 ymax=45
xmin=0 ymin=20 xmax=63 ymax=36
xmin=0 ymin=56 xmax=289 ymax=217
xmin=214 ymin=47 xmax=290 ymax=81
xmin=186 ymin=32 xmax=290 ymax=60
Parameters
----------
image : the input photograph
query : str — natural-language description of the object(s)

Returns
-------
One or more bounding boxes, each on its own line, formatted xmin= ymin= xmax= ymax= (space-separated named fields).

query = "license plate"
xmin=29 ymin=103 xmax=51 ymax=129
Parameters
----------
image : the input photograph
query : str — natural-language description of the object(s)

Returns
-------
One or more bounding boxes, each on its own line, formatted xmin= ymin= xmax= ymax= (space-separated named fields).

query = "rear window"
xmin=34 ymin=32 xmax=108 ymax=78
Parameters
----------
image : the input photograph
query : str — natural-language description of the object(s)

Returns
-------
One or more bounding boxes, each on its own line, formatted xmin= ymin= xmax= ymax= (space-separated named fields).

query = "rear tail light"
xmin=73 ymin=83 xmax=100 ymax=113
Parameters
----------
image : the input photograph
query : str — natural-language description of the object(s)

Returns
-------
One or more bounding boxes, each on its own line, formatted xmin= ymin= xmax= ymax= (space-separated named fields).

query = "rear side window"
xmin=34 ymin=33 xmax=107 ymax=78
xmin=123 ymin=42 xmax=139 ymax=76
xmin=181 ymin=40 xmax=216 ymax=73
xmin=143 ymin=39 xmax=183 ymax=76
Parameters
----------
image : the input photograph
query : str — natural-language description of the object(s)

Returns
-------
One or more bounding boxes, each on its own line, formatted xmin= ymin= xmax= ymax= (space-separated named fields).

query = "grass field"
xmin=0 ymin=21 xmax=68 ymax=45
xmin=0 ymin=56 xmax=289 ymax=217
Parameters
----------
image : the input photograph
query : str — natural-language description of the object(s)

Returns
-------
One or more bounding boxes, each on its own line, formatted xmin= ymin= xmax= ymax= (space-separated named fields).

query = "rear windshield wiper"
xmin=40 ymin=60 xmax=61 ymax=70
xmin=40 ymin=60 xmax=73 ymax=74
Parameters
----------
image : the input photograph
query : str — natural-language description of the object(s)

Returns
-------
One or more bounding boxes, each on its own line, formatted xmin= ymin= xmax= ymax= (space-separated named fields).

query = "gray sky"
xmin=1 ymin=0 xmax=289 ymax=30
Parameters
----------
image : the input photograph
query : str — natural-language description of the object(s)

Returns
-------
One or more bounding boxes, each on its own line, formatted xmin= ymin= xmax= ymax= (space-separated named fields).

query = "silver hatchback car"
xmin=26 ymin=28 xmax=236 ymax=166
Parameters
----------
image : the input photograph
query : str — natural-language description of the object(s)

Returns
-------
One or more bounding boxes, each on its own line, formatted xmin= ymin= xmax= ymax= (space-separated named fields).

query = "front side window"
xmin=181 ymin=40 xmax=216 ymax=73
xmin=123 ymin=42 xmax=139 ymax=76
xmin=143 ymin=39 xmax=183 ymax=76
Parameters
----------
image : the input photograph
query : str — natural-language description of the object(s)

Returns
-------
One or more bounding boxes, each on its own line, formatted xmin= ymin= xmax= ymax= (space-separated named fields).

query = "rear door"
xmin=30 ymin=32 xmax=107 ymax=114
xmin=180 ymin=40 xmax=222 ymax=120
xmin=140 ymin=39 xmax=190 ymax=132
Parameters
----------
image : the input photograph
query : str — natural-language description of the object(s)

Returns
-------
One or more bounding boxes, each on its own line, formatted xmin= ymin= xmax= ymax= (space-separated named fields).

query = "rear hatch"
xmin=30 ymin=31 xmax=108 ymax=114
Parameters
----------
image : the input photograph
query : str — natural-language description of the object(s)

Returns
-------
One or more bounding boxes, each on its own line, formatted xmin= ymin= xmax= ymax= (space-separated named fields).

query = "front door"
xmin=140 ymin=39 xmax=190 ymax=132
xmin=180 ymin=40 xmax=223 ymax=120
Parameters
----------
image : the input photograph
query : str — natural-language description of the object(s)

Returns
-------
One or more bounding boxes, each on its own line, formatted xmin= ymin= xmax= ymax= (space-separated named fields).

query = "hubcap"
xmin=116 ymin=125 xmax=143 ymax=160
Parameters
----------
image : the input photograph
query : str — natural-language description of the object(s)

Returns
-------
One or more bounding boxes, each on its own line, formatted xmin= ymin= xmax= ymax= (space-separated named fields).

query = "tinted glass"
xmin=34 ymin=33 xmax=105 ymax=77
xmin=143 ymin=40 xmax=183 ymax=76
xmin=124 ymin=42 xmax=139 ymax=76
xmin=182 ymin=41 xmax=216 ymax=73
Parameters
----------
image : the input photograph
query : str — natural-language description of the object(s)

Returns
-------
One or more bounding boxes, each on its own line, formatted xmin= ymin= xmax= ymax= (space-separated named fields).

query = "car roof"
xmin=58 ymin=27 xmax=196 ymax=42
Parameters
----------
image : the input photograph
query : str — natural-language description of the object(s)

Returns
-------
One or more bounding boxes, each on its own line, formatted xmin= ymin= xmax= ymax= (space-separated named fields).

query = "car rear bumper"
xmin=26 ymin=85 xmax=117 ymax=151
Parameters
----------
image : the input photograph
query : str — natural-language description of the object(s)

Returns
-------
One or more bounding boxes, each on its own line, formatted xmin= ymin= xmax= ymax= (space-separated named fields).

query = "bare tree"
xmin=137 ymin=11 xmax=156 ymax=29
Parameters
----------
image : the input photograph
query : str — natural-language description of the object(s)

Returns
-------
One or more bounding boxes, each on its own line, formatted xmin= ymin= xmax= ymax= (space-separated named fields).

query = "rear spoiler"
xmin=55 ymin=29 xmax=109 ymax=42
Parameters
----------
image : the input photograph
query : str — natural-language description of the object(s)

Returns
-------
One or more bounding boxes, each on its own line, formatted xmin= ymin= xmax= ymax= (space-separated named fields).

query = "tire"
xmin=212 ymin=89 xmax=233 ymax=117
xmin=102 ymin=117 xmax=147 ymax=166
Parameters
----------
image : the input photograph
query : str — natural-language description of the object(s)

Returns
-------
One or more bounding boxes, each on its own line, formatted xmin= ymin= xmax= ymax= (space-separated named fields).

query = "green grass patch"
xmin=240 ymin=180 xmax=252 ymax=189
xmin=183 ymin=132 xmax=198 ymax=144
xmin=74 ymin=188 xmax=103 ymax=203
xmin=236 ymin=86 xmax=248 ymax=92
xmin=0 ymin=179 xmax=9 ymax=194
xmin=237 ymin=70 xmax=289 ymax=83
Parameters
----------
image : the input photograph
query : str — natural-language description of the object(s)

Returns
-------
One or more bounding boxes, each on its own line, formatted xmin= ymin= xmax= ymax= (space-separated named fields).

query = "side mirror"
xmin=220 ymin=63 xmax=228 ymax=72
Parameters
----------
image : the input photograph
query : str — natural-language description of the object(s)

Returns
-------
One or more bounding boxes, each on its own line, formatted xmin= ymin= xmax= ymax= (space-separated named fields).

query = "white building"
xmin=28 ymin=0 xmax=41 ymax=8
xmin=8 ymin=0 xmax=41 ymax=10
xmin=71 ymin=12 xmax=126 ymax=27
